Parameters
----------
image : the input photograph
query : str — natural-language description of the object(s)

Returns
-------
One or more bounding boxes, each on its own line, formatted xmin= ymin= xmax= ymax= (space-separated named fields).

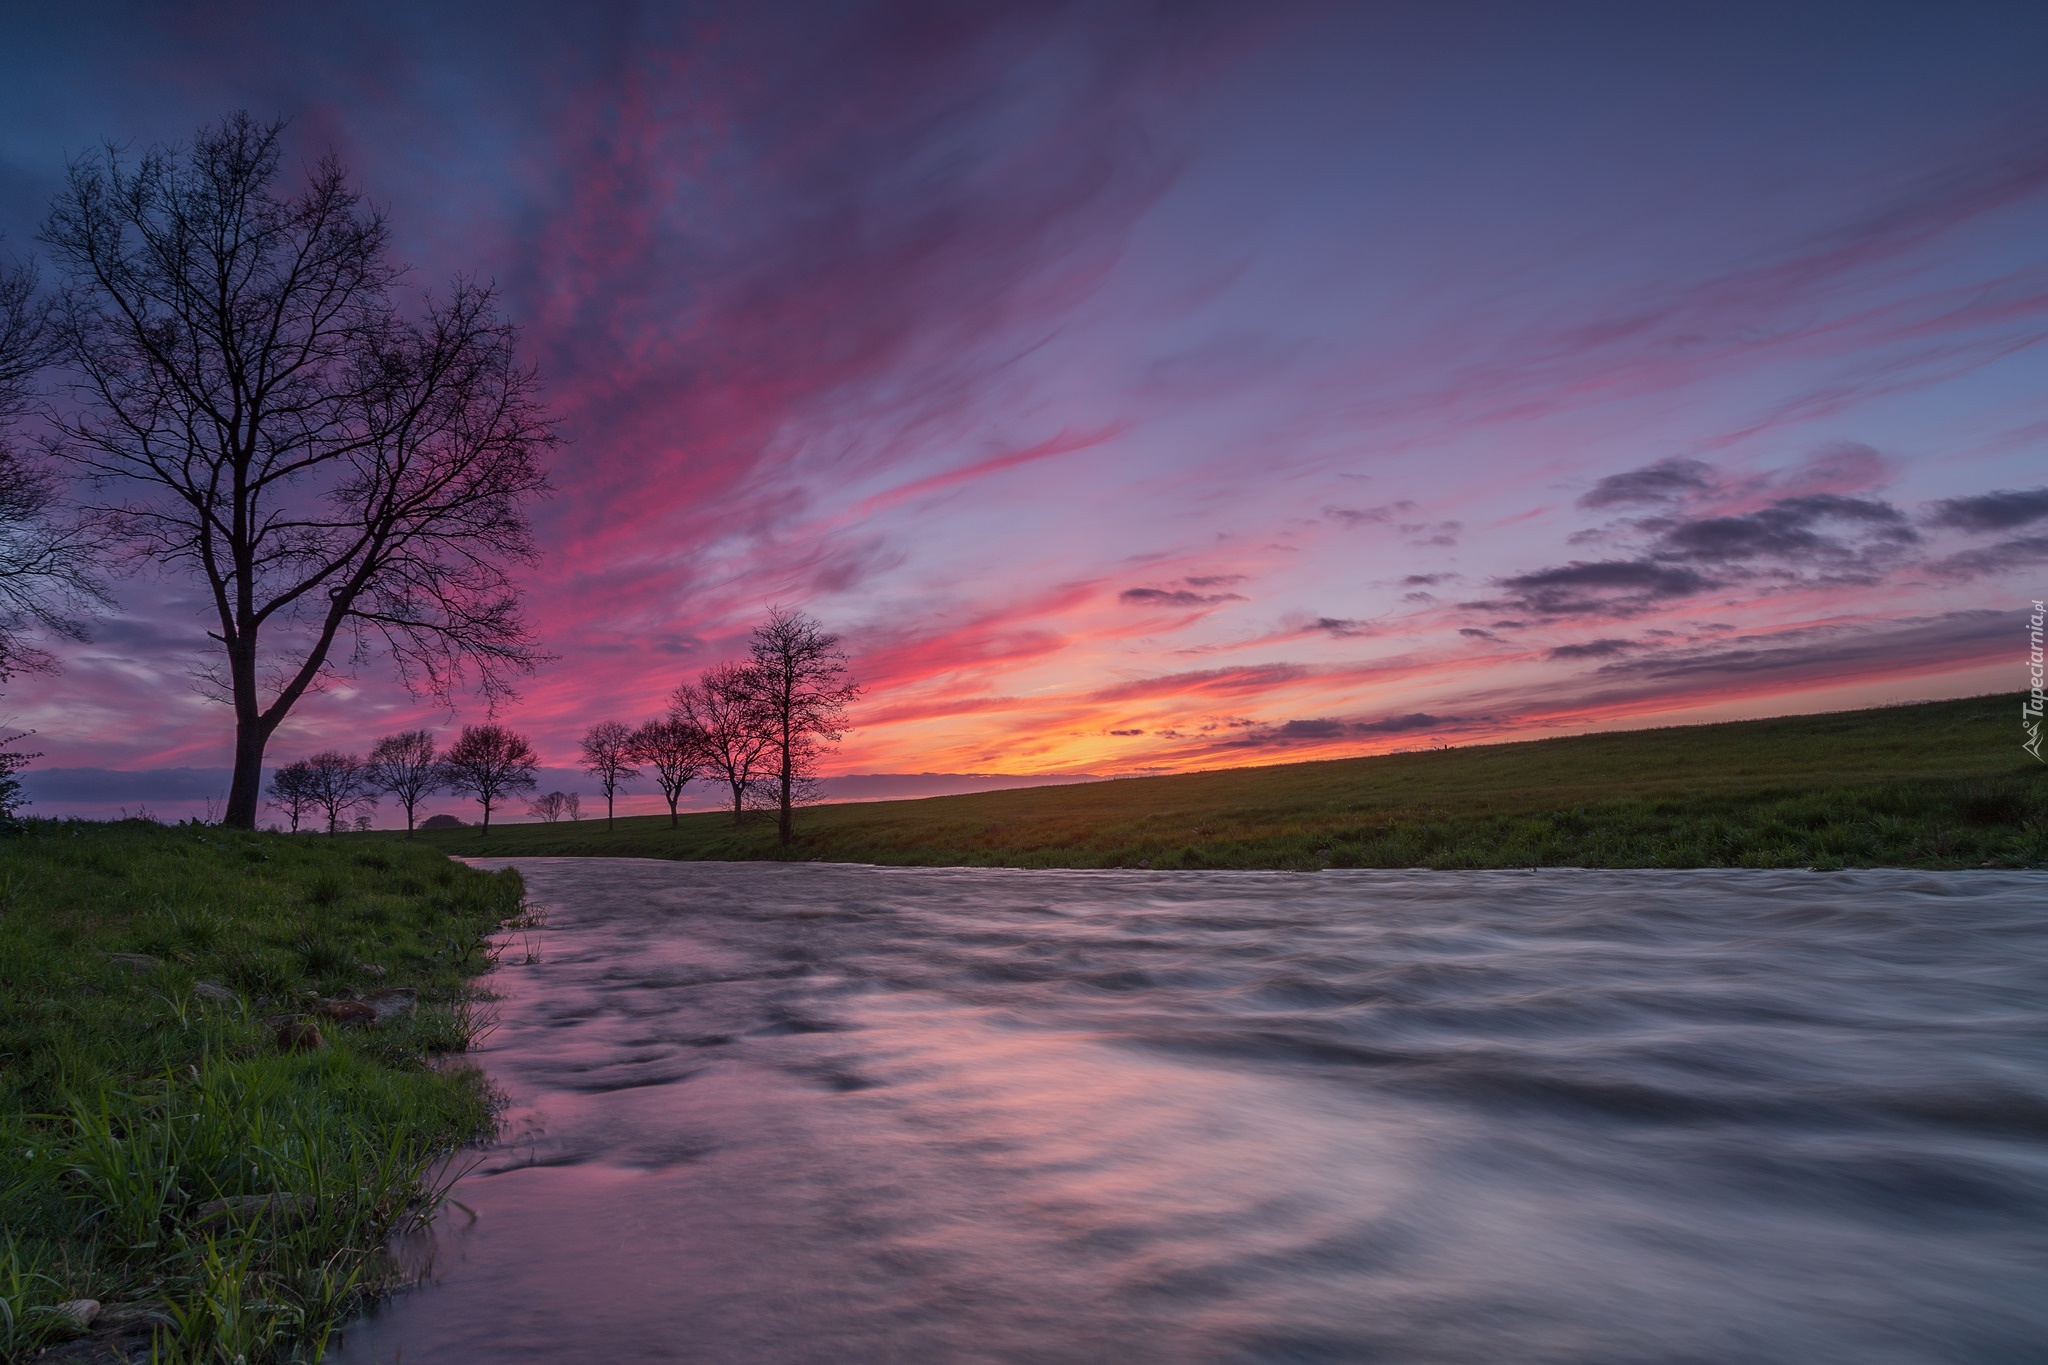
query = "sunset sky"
xmin=4 ymin=2 xmax=2046 ymax=819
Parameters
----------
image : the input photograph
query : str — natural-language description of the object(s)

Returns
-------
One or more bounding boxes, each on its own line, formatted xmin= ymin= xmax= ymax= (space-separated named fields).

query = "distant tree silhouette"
xmin=526 ymin=790 xmax=575 ymax=823
xmin=673 ymin=660 xmax=773 ymax=826
xmin=0 ymin=729 xmax=42 ymax=829
xmin=301 ymin=749 xmax=377 ymax=834
xmin=745 ymin=607 xmax=860 ymax=846
xmin=578 ymin=719 xmax=639 ymax=830
xmin=43 ymin=114 xmax=554 ymax=829
xmin=630 ymin=715 xmax=703 ymax=827
xmin=440 ymin=723 xmax=537 ymax=836
xmin=265 ymin=759 xmax=317 ymax=833
xmin=0 ymin=247 xmax=108 ymax=682
xmin=365 ymin=729 xmax=445 ymax=837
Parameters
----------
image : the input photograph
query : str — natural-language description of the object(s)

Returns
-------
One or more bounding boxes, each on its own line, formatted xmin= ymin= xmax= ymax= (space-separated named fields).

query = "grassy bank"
xmin=0 ymin=820 xmax=524 ymax=1363
xmin=413 ymin=695 xmax=2047 ymax=869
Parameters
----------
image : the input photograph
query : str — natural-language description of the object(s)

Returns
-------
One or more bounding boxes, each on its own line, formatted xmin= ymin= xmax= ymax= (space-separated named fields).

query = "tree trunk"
xmin=777 ymin=736 xmax=793 ymax=846
xmin=225 ymin=710 xmax=267 ymax=830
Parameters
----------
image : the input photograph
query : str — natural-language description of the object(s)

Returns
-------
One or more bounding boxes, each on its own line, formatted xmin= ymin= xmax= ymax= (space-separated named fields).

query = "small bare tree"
xmin=365 ymin=729 xmax=445 ymax=837
xmin=301 ymin=749 xmax=377 ymax=834
xmin=440 ymin=722 xmax=537 ymax=837
xmin=674 ymin=660 xmax=773 ymax=826
xmin=629 ymin=715 xmax=703 ymax=827
xmin=525 ymin=790 xmax=574 ymax=822
xmin=265 ymin=758 xmax=317 ymax=833
xmin=746 ymin=607 xmax=860 ymax=846
xmin=578 ymin=719 xmax=639 ymax=830
xmin=43 ymin=114 xmax=554 ymax=828
xmin=0 ymin=248 xmax=109 ymax=682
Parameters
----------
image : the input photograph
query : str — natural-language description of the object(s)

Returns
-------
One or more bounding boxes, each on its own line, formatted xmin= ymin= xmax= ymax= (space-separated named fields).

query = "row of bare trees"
xmin=579 ymin=608 xmax=860 ymax=843
xmin=261 ymin=609 xmax=860 ymax=841
xmin=266 ymin=723 xmax=537 ymax=835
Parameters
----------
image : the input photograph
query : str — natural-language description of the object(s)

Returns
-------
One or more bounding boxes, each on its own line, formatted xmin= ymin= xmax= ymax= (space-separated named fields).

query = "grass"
xmin=0 ymin=819 xmax=526 ymax=1362
xmin=411 ymin=694 xmax=2048 ymax=870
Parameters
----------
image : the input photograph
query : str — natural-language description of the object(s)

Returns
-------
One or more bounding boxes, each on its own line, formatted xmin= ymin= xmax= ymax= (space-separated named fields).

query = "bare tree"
xmin=301 ymin=749 xmax=377 ymax=834
xmin=365 ymin=728 xmax=445 ymax=837
xmin=578 ymin=719 xmax=639 ymax=830
xmin=0 ymin=248 xmax=109 ymax=682
xmin=629 ymin=715 xmax=702 ymax=827
xmin=673 ymin=660 xmax=773 ymax=826
xmin=265 ymin=758 xmax=317 ymax=833
xmin=42 ymin=114 xmax=554 ymax=829
xmin=0 ymin=729 xmax=42 ymax=829
xmin=564 ymin=791 xmax=581 ymax=821
xmin=746 ymin=607 xmax=861 ymax=846
xmin=440 ymin=722 xmax=537 ymax=837
xmin=526 ymin=790 xmax=574 ymax=822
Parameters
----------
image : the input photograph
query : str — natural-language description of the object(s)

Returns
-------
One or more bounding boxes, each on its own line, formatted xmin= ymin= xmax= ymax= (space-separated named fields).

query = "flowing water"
xmin=329 ymin=861 xmax=2048 ymax=1363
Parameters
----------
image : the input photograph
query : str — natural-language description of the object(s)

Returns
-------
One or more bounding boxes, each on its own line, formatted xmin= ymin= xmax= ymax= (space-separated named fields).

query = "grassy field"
xmin=411 ymin=694 xmax=2047 ymax=869
xmin=0 ymin=821 xmax=525 ymax=1363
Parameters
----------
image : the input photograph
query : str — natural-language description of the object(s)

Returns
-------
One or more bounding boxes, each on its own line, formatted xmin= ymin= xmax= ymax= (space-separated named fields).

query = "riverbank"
xmin=411 ymin=695 xmax=2046 ymax=869
xmin=0 ymin=820 xmax=524 ymax=1363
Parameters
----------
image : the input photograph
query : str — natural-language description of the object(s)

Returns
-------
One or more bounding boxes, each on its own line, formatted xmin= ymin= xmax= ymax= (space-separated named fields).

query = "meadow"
xmin=0 ymin=822 xmax=525 ymax=1362
xmin=413 ymin=695 xmax=2048 ymax=869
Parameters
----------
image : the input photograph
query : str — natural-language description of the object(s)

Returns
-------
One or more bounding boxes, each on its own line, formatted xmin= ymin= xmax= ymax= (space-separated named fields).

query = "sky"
xmin=2 ymin=1 xmax=2046 ymax=822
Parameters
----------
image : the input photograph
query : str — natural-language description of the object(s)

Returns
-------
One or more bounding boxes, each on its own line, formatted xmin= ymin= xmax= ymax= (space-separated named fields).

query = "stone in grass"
xmin=315 ymin=999 xmax=378 ymax=1027
xmin=104 ymin=953 xmax=159 ymax=973
xmin=192 ymin=981 xmax=236 ymax=1006
xmin=274 ymin=1019 xmax=326 ymax=1053
xmin=191 ymin=1192 xmax=317 ymax=1234
xmin=32 ymin=1339 xmax=140 ymax=1363
xmin=94 ymin=1302 xmax=175 ymax=1334
xmin=363 ymin=988 xmax=418 ymax=1023
xmin=49 ymin=1298 xmax=99 ymax=1333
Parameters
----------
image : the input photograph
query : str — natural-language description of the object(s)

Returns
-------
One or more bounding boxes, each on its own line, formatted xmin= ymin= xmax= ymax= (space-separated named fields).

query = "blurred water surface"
xmin=329 ymin=861 xmax=2048 ymax=1363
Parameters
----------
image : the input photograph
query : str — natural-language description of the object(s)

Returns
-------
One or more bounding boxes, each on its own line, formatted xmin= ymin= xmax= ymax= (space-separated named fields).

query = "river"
xmin=327 ymin=861 xmax=2048 ymax=1363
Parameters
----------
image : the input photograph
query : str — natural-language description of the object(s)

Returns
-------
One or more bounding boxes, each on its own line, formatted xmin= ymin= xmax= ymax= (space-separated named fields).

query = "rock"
xmin=94 ymin=1302 xmax=174 ymax=1334
xmin=315 ymin=999 xmax=377 ymax=1027
xmin=33 ymin=1339 xmax=137 ymax=1362
xmin=363 ymin=988 xmax=418 ymax=1023
xmin=192 ymin=981 xmax=236 ymax=1006
xmin=274 ymin=1020 xmax=326 ymax=1053
xmin=104 ymin=953 xmax=159 ymax=974
xmin=52 ymin=1298 xmax=99 ymax=1332
xmin=191 ymin=1192 xmax=316 ymax=1233
xmin=359 ymin=963 xmax=389 ymax=979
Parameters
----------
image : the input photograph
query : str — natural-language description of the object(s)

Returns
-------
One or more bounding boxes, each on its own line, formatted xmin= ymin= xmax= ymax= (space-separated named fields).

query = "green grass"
xmin=412 ymin=694 xmax=2048 ymax=870
xmin=0 ymin=820 xmax=526 ymax=1362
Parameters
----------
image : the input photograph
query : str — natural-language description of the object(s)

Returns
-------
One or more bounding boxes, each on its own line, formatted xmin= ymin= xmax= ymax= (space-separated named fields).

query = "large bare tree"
xmin=365 ymin=728 xmax=445 ymax=837
xmin=629 ymin=714 xmax=703 ymax=827
xmin=300 ymin=748 xmax=377 ymax=834
xmin=673 ymin=660 xmax=773 ymax=826
xmin=0 ymin=249 xmax=109 ymax=681
xmin=264 ymin=758 xmax=316 ymax=833
xmin=746 ymin=607 xmax=860 ymax=846
xmin=440 ymin=722 xmax=537 ymax=837
xmin=42 ymin=114 xmax=553 ymax=828
xmin=578 ymin=719 xmax=639 ymax=830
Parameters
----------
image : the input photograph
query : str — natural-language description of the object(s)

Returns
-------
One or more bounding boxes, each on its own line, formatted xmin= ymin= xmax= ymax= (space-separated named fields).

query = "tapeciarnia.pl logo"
xmin=2027 ymin=599 xmax=2045 ymax=762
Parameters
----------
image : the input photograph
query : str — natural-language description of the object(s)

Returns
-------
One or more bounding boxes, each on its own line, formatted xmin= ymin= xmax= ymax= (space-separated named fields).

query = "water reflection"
xmin=330 ymin=863 xmax=2048 ymax=1363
